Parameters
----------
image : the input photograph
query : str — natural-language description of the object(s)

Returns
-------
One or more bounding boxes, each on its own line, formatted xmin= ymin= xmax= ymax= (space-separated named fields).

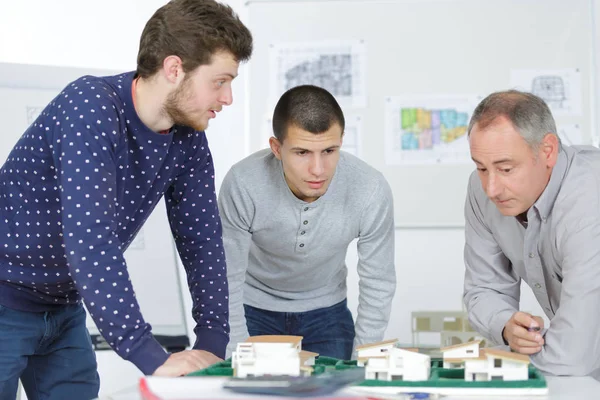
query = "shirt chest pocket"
xmin=540 ymin=251 xmax=563 ymax=288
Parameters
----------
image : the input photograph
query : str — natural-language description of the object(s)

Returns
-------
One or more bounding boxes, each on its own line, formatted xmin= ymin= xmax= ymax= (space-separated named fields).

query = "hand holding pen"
xmin=502 ymin=311 xmax=545 ymax=355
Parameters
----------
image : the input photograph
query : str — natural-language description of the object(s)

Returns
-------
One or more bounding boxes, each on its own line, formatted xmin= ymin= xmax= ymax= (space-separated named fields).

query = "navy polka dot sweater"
xmin=0 ymin=72 xmax=229 ymax=374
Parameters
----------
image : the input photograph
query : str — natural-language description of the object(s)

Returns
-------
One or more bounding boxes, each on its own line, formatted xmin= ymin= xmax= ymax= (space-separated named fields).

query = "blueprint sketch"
xmin=342 ymin=115 xmax=362 ymax=158
xmin=510 ymin=68 xmax=582 ymax=116
xmin=26 ymin=106 xmax=45 ymax=124
xmin=269 ymin=40 xmax=367 ymax=108
xmin=557 ymin=123 xmax=583 ymax=146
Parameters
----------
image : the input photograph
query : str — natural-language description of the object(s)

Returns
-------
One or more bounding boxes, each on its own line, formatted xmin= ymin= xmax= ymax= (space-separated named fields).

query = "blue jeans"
xmin=244 ymin=299 xmax=355 ymax=360
xmin=0 ymin=303 xmax=100 ymax=400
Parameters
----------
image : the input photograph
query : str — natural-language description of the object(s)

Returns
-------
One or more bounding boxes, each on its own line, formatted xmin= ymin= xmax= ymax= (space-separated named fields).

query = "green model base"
xmin=187 ymin=357 xmax=547 ymax=389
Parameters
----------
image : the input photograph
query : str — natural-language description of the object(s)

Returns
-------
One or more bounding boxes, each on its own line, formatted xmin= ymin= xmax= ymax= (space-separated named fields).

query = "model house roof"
xmin=484 ymin=348 xmax=530 ymax=364
xmin=356 ymin=339 xmax=398 ymax=351
xmin=445 ymin=348 xmax=487 ymax=363
xmin=440 ymin=340 xmax=482 ymax=352
xmin=358 ymin=355 xmax=388 ymax=363
xmin=400 ymin=348 xmax=419 ymax=353
xmin=299 ymin=350 xmax=319 ymax=364
xmin=358 ymin=347 xmax=429 ymax=363
xmin=245 ymin=335 xmax=303 ymax=346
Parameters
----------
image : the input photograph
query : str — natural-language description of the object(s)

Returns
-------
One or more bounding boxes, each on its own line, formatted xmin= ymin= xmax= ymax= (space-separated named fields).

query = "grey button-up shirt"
xmin=464 ymin=144 xmax=600 ymax=379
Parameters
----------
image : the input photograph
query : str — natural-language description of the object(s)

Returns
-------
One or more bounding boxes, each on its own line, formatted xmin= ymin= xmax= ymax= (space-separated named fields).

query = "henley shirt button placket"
xmin=300 ymin=216 xmax=309 ymax=248
xmin=300 ymin=221 xmax=308 ymax=247
xmin=299 ymin=205 xmax=310 ymax=249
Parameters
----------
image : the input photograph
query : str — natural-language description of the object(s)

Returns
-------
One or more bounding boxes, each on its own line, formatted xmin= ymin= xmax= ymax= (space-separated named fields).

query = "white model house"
xmin=231 ymin=335 xmax=311 ymax=378
xmin=440 ymin=340 xmax=482 ymax=368
xmin=356 ymin=339 xmax=399 ymax=366
xmin=299 ymin=350 xmax=318 ymax=367
xmin=361 ymin=347 xmax=431 ymax=382
xmin=464 ymin=348 xmax=530 ymax=381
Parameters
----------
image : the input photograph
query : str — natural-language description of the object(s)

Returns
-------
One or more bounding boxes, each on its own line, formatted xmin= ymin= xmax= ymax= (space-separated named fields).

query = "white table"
xmin=100 ymin=375 xmax=600 ymax=400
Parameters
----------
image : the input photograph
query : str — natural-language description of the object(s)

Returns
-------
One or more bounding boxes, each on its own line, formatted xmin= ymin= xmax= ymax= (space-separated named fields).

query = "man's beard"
xmin=162 ymin=79 xmax=207 ymax=132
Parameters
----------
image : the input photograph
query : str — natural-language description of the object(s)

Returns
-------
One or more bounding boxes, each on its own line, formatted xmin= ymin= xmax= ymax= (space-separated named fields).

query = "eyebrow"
xmin=471 ymin=157 xmax=514 ymax=165
xmin=290 ymin=145 xmax=341 ymax=152
xmin=216 ymin=73 xmax=237 ymax=80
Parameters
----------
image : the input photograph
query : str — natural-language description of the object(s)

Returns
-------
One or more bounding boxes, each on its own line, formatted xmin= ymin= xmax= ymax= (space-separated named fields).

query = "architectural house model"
xmin=231 ymin=335 xmax=318 ymax=378
xmin=356 ymin=339 xmax=399 ymax=366
xmin=411 ymin=310 xmax=486 ymax=348
xmin=440 ymin=340 xmax=482 ymax=368
xmin=463 ymin=348 xmax=530 ymax=382
xmin=356 ymin=339 xmax=431 ymax=381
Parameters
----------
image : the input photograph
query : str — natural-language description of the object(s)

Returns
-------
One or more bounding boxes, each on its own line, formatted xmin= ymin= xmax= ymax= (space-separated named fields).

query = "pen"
xmin=367 ymin=393 xmax=442 ymax=400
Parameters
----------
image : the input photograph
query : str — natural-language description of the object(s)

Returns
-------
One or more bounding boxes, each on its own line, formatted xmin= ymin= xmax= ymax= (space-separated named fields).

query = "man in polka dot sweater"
xmin=0 ymin=1 xmax=252 ymax=398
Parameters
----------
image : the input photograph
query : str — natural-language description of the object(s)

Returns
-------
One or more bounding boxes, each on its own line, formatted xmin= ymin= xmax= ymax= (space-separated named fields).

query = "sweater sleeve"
xmin=50 ymin=83 xmax=168 ymax=375
xmin=164 ymin=132 xmax=229 ymax=359
xmin=217 ymin=167 xmax=254 ymax=357
xmin=354 ymin=175 xmax=396 ymax=347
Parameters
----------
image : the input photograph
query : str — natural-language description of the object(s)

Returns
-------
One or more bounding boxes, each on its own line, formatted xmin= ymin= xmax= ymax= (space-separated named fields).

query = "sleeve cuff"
xmin=490 ymin=309 xmax=516 ymax=346
xmin=193 ymin=328 xmax=229 ymax=359
xmin=125 ymin=335 xmax=170 ymax=375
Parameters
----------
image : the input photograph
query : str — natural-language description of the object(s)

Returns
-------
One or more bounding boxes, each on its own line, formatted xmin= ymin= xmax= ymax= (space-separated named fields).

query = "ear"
xmin=269 ymin=136 xmax=283 ymax=160
xmin=540 ymin=133 xmax=560 ymax=168
xmin=162 ymin=55 xmax=184 ymax=84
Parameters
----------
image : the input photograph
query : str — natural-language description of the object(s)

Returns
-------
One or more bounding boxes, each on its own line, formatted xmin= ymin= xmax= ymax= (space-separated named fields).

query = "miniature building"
xmin=356 ymin=339 xmax=399 ymax=366
xmin=356 ymin=339 xmax=431 ymax=382
xmin=361 ymin=347 xmax=431 ymax=382
xmin=231 ymin=335 xmax=316 ymax=378
xmin=299 ymin=350 xmax=318 ymax=367
xmin=411 ymin=310 xmax=483 ymax=348
xmin=464 ymin=349 xmax=530 ymax=381
xmin=441 ymin=331 xmax=486 ymax=348
xmin=440 ymin=340 xmax=482 ymax=368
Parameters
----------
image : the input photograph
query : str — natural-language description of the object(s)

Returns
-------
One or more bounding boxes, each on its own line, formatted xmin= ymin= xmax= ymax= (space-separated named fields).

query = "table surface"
xmin=100 ymin=375 xmax=600 ymax=400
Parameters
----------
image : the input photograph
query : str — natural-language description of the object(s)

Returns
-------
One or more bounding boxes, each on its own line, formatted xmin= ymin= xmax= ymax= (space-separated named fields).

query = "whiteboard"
xmin=0 ymin=63 xmax=189 ymax=346
xmin=246 ymin=0 xmax=595 ymax=227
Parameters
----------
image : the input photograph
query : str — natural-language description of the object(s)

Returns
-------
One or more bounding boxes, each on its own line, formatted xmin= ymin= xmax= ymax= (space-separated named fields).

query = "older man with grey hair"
xmin=463 ymin=89 xmax=600 ymax=379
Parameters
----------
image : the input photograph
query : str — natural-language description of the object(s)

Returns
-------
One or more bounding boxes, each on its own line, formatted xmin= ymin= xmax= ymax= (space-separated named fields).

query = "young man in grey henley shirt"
xmin=218 ymin=85 xmax=396 ymax=359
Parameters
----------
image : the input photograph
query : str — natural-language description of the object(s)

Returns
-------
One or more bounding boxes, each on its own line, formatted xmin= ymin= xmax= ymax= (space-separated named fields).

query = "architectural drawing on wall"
xmin=26 ymin=106 xmax=45 ymax=124
xmin=532 ymin=76 xmax=566 ymax=108
xmin=269 ymin=40 xmax=367 ymax=108
xmin=261 ymin=116 xmax=273 ymax=150
xmin=510 ymin=68 xmax=582 ymax=116
xmin=128 ymin=227 xmax=145 ymax=250
xmin=384 ymin=95 xmax=479 ymax=165
xmin=557 ymin=123 xmax=583 ymax=146
xmin=342 ymin=115 xmax=362 ymax=158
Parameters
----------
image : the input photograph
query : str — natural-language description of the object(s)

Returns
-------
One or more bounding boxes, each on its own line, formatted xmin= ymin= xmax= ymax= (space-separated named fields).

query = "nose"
xmin=219 ymin=86 xmax=233 ymax=106
xmin=309 ymin=155 xmax=324 ymax=177
xmin=485 ymin=173 xmax=503 ymax=198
